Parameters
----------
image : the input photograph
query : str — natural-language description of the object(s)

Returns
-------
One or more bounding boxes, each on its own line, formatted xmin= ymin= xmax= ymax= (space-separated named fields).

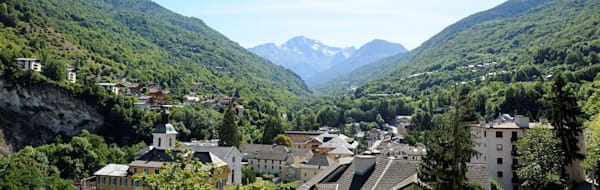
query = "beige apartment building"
xmin=470 ymin=114 xmax=585 ymax=190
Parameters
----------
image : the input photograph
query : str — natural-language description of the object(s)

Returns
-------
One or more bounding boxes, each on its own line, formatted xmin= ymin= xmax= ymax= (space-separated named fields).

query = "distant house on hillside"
xmin=66 ymin=68 xmax=76 ymax=83
xmin=97 ymin=83 xmax=123 ymax=95
xmin=15 ymin=58 xmax=43 ymax=72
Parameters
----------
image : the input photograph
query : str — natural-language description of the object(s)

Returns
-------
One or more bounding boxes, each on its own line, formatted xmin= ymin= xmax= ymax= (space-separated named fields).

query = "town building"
xmin=240 ymin=144 xmax=313 ymax=176
xmin=284 ymin=131 xmax=326 ymax=149
xmin=184 ymin=141 xmax=243 ymax=185
xmin=301 ymin=155 xmax=490 ymax=190
xmin=15 ymin=58 xmax=42 ymax=72
xmin=281 ymin=154 xmax=337 ymax=183
xmin=97 ymin=83 xmax=123 ymax=95
xmin=470 ymin=114 xmax=585 ymax=190
xmin=94 ymin=110 xmax=230 ymax=190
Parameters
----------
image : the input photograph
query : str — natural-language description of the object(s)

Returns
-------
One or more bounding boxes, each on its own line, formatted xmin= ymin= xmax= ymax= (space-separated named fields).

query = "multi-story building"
xmin=184 ymin=141 xmax=243 ymax=185
xmin=240 ymin=144 xmax=313 ymax=176
xmin=284 ymin=131 xmax=325 ymax=149
xmin=15 ymin=58 xmax=42 ymax=72
xmin=66 ymin=68 xmax=76 ymax=83
xmin=470 ymin=114 xmax=585 ymax=190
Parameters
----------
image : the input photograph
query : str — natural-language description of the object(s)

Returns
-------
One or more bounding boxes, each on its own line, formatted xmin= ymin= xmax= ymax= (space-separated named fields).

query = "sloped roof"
xmin=185 ymin=145 xmax=240 ymax=160
xmin=328 ymin=146 xmax=354 ymax=155
xmin=152 ymin=123 xmax=178 ymax=134
xmin=306 ymin=154 xmax=337 ymax=167
xmin=94 ymin=164 xmax=129 ymax=177
xmin=129 ymin=148 xmax=227 ymax=168
xmin=311 ymin=158 xmax=490 ymax=190
xmin=240 ymin=144 xmax=308 ymax=162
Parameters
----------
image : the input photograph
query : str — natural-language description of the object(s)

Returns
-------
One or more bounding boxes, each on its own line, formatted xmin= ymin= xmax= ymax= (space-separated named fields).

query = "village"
xmin=13 ymin=57 xmax=588 ymax=190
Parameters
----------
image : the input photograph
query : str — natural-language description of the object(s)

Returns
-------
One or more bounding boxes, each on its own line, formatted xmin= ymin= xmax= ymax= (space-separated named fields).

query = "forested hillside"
xmin=0 ymin=0 xmax=310 ymax=107
xmin=339 ymin=0 xmax=600 ymax=96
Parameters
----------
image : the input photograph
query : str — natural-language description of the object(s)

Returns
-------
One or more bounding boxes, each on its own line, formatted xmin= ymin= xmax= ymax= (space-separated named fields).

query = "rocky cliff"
xmin=0 ymin=79 xmax=104 ymax=155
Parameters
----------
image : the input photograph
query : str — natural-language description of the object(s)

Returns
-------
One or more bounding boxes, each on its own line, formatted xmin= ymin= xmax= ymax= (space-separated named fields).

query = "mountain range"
xmin=249 ymin=36 xmax=407 ymax=85
xmin=248 ymin=36 xmax=356 ymax=80
xmin=305 ymin=39 xmax=408 ymax=86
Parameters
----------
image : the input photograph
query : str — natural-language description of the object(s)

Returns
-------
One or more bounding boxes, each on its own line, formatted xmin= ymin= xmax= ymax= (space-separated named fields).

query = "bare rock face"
xmin=0 ymin=80 xmax=104 ymax=154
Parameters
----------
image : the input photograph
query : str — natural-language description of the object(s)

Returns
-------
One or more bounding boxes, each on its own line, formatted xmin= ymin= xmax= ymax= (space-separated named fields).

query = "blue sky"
xmin=152 ymin=0 xmax=506 ymax=50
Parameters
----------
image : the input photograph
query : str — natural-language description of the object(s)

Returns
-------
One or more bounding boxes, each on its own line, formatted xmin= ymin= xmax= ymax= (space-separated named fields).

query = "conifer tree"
xmin=219 ymin=104 xmax=240 ymax=147
xmin=545 ymin=72 xmax=585 ymax=178
xmin=418 ymin=85 xmax=480 ymax=189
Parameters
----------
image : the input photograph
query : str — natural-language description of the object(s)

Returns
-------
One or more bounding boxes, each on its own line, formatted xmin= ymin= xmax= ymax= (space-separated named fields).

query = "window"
xmin=497 ymin=171 xmax=503 ymax=178
xmin=155 ymin=169 xmax=160 ymax=174
xmin=144 ymin=168 xmax=149 ymax=174
xmin=496 ymin=144 xmax=503 ymax=151
xmin=98 ymin=176 xmax=105 ymax=184
xmin=233 ymin=156 xmax=236 ymax=162
xmin=232 ymin=170 xmax=235 ymax=183
xmin=132 ymin=181 xmax=139 ymax=187
xmin=484 ymin=131 xmax=487 ymax=137
xmin=120 ymin=178 xmax=127 ymax=186
xmin=133 ymin=168 xmax=138 ymax=173
xmin=158 ymin=138 xmax=162 ymax=147
xmin=496 ymin=131 xmax=503 ymax=138
xmin=512 ymin=131 xmax=518 ymax=139
xmin=497 ymin=158 xmax=503 ymax=164
xmin=169 ymin=138 xmax=173 ymax=146
xmin=109 ymin=177 xmax=116 ymax=186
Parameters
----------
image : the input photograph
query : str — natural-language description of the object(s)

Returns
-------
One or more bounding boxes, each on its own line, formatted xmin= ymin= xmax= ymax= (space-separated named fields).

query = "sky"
xmin=152 ymin=0 xmax=506 ymax=50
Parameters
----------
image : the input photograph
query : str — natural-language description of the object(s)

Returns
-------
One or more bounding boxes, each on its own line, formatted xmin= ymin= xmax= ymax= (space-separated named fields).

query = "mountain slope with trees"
xmin=0 ymin=0 xmax=310 ymax=107
xmin=347 ymin=0 xmax=600 ymax=96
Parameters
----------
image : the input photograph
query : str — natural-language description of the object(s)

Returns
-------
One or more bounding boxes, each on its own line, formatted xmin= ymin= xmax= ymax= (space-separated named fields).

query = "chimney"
xmin=514 ymin=115 xmax=529 ymax=128
xmin=354 ymin=155 xmax=376 ymax=175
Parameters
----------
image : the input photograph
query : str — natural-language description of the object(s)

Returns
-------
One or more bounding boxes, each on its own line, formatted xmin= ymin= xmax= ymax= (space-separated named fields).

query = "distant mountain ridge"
xmin=341 ymin=0 xmax=600 ymax=96
xmin=249 ymin=36 xmax=356 ymax=80
xmin=306 ymin=39 xmax=408 ymax=86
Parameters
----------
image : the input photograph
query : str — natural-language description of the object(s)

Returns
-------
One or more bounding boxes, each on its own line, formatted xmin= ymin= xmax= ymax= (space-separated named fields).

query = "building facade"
xmin=94 ymin=110 xmax=229 ymax=190
xmin=15 ymin=58 xmax=42 ymax=72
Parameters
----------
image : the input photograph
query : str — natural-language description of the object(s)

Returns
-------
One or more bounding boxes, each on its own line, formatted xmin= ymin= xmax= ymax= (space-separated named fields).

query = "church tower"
xmin=152 ymin=109 xmax=178 ymax=150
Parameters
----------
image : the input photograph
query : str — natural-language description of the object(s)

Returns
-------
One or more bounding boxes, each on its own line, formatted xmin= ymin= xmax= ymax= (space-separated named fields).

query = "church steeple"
xmin=152 ymin=109 xmax=178 ymax=150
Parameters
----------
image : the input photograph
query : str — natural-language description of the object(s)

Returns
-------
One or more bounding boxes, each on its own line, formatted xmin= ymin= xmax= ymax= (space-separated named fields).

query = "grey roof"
xmin=284 ymin=131 xmax=325 ymax=135
xmin=328 ymin=146 xmax=354 ymax=155
xmin=93 ymin=164 xmax=129 ymax=177
xmin=306 ymin=154 xmax=336 ymax=167
xmin=240 ymin=144 xmax=308 ymax=161
xmin=184 ymin=145 xmax=238 ymax=159
xmin=152 ymin=123 xmax=178 ymax=134
xmin=311 ymin=158 xmax=490 ymax=190
xmin=130 ymin=148 xmax=226 ymax=168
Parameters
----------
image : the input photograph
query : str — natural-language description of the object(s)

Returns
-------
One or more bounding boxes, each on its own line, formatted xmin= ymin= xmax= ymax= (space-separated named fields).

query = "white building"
xmin=15 ymin=58 xmax=42 ymax=72
xmin=184 ymin=141 xmax=243 ymax=185
xmin=469 ymin=114 xmax=585 ymax=190
xmin=67 ymin=68 xmax=76 ymax=83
